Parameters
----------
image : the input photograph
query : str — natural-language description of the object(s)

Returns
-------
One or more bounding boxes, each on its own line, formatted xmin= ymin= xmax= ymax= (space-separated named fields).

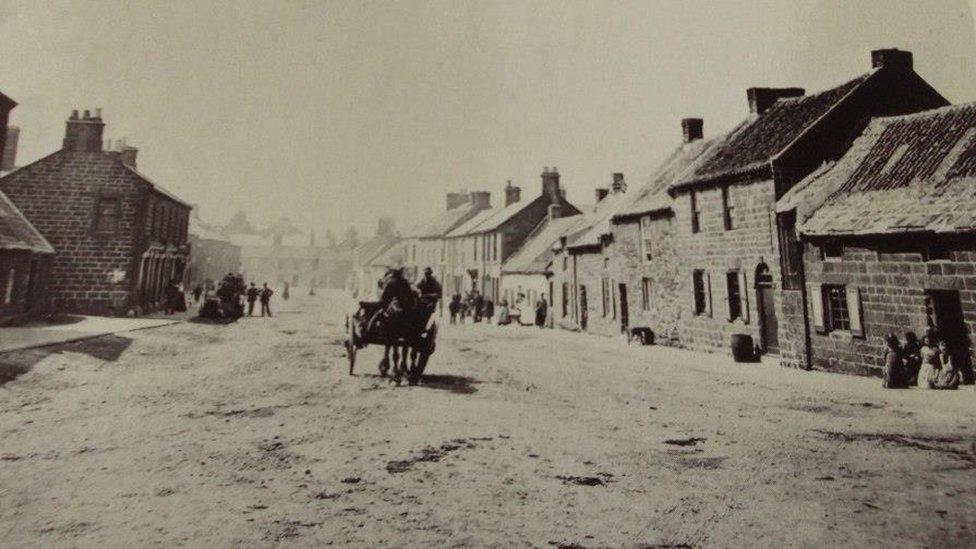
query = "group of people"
xmin=882 ymin=329 xmax=964 ymax=390
xmin=196 ymin=273 xmax=275 ymax=321
xmin=447 ymin=290 xmax=549 ymax=328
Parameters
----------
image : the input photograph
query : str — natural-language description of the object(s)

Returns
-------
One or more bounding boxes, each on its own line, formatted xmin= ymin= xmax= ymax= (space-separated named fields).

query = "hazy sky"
xmin=0 ymin=0 xmax=974 ymax=239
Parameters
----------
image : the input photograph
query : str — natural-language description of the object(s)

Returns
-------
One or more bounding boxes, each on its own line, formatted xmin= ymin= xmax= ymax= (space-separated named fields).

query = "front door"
xmin=927 ymin=290 xmax=972 ymax=377
xmin=579 ymin=286 xmax=588 ymax=330
xmin=618 ymin=283 xmax=629 ymax=333
xmin=755 ymin=264 xmax=779 ymax=354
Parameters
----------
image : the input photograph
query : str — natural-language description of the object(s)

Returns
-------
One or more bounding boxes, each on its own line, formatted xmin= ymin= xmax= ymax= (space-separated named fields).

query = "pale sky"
xmin=0 ymin=0 xmax=974 ymax=239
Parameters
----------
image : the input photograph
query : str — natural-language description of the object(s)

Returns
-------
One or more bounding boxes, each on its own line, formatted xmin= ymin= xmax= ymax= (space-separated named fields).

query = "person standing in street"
xmin=246 ymin=282 xmax=260 ymax=316
xmin=449 ymin=294 xmax=461 ymax=324
xmin=192 ymin=284 xmax=203 ymax=303
xmin=535 ymin=297 xmax=548 ymax=328
xmin=260 ymin=283 xmax=274 ymax=317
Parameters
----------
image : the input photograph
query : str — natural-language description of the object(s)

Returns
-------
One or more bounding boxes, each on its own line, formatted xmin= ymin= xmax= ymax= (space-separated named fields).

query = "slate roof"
xmin=787 ymin=102 xmax=976 ymax=236
xmin=501 ymin=213 xmax=590 ymax=274
xmin=122 ymin=165 xmax=192 ymax=209
xmin=368 ymin=241 xmax=406 ymax=268
xmin=0 ymin=188 xmax=54 ymax=253
xmin=447 ymin=195 xmax=580 ymax=238
xmin=354 ymin=234 xmax=399 ymax=266
xmin=404 ymin=202 xmax=485 ymax=239
xmin=671 ymin=73 xmax=873 ymax=191
xmin=614 ymin=136 xmax=718 ymax=220
xmin=567 ymin=191 xmax=636 ymax=250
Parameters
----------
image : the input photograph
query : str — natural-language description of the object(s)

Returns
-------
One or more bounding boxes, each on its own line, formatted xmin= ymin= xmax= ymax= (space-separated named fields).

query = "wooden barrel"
xmin=731 ymin=334 xmax=755 ymax=363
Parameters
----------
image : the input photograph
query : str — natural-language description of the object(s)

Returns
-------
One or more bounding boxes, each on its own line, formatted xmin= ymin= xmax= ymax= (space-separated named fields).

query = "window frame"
xmin=823 ymin=284 xmax=851 ymax=332
xmin=92 ymin=194 xmax=121 ymax=235
xmin=641 ymin=277 xmax=651 ymax=311
xmin=722 ymin=186 xmax=734 ymax=231
xmin=690 ymin=191 xmax=701 ymax=234
xmin=726 ymin=270 xmax=742 ymax=321
xmin=692 ymin=269 xmax=707 ymax=316
xmin=640 ymin=215 xmax=654 ymax=263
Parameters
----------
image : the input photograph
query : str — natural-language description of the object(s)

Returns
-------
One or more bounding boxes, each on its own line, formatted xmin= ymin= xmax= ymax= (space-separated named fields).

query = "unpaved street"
xmin=1 ymin=291 xmax=974 ymax=548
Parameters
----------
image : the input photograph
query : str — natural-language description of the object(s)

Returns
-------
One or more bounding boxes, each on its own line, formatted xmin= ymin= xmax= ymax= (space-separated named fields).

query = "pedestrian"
xmin=472 ymin=291 xmax=484 ymax=323
xmin=902 ymin=331 xmax=922 ymax=385
xmin=918 ymin=331 xmax=940 ymax=389
xmin=933 ymin=339 xmax=961 ymax=390
xmin=417 ymin=267 xmax=443 ymax=300
xmin=881 ymin=333 xmax=907 ymax=389
xmin=260 ymin=283 xmax=274 ymax=317
xmin=534 ymin=297 xmax=548 ymax=328
xmin=192 ymin=284 xmax=203 ymax=303
xmin=246 ymin=282 xmax=259 ymax=316
xmin=496 ymin=299 xmax=511 ymax=326
xmin=483 ymin=299 xmax=494 ymax=323
xmin=449 ymin=294 xmax=461 ymax=324
xmin=283 ymin=281 xmax=290 ymax=301
xmin=164 ymin=279 xmax=185 ymax=315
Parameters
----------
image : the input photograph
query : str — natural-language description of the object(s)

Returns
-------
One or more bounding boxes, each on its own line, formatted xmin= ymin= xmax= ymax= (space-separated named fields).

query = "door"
xmin=927 ymin=290 xmax=971 ymax=376
xmin=755 ymin=264 xmax=779 ymax=354
xmin=579 ymin=286 xmax=588 ymax=330
xmin=618 ymin=283 xmax=629 ymax=333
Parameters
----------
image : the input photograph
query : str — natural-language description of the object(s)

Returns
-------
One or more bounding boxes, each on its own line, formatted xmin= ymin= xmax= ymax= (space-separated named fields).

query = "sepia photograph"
xmin=1 ymin=1 xmax=976 ymax=547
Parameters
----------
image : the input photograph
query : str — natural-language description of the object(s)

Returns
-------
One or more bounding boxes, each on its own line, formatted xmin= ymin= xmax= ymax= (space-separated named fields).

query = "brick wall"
xmin=671 ymin=178 xmax=783 ymax=355
xmin=801 ymin=239 xmax=976 ymax=377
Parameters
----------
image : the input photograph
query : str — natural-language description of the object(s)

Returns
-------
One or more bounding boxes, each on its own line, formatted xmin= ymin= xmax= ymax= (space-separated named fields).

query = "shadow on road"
xmin=419 ymin=374 xmax=480 ymax=394
xmin=0 ymin=334 xmax=133 ymax=387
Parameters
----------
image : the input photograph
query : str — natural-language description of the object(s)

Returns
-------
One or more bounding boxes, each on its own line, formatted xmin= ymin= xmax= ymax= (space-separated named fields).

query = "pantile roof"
xmin=0 ymin=189 xmax=54 ymax=253
xmin=786 ymin=102 xmax=976 ymax=236
xmin=671 ymin=73 xmax=873 ymax=191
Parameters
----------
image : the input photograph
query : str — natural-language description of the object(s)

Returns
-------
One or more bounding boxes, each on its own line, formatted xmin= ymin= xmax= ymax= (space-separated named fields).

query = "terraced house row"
xmin=352 ymin=48 xmax=976 ymax=381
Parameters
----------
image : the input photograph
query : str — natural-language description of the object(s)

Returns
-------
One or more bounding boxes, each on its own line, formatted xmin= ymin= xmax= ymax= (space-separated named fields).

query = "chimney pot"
xmin=63 ymin=108 xmax=105 ymax=152
xmin=747 ymin=87 xmax=805 ymax=115
xmin=681 ymin=118 xmax=704 ymax=143
xmin=119 ymin=146 xmax=138 ymax=168
xmin=446 ymin=192 xmax=470 ymax=211
xmin=611 ymin=173 xmax=626 ymax=194
xmin=541 ymin=167 xmax=560 ymax=202
xmin=504 ymin=181 xmax=521 ymax=206
xmin=83 ymin=109 xmax=91 ymax=120
xmin=871 ymin=48 xmax=913 ymax=71
xmin=469 ymin=191 xmax=491 ymax=209
xmin=70 ymin=109 xmax=79 ymax=120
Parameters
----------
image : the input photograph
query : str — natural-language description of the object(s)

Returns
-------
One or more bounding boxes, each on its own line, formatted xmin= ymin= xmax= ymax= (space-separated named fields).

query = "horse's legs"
xmin=379 ymin=345 xmax=391 ymax=377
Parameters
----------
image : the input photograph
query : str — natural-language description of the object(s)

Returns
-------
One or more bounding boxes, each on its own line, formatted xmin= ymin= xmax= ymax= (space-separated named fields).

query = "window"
xmin=778 ymin=212 xmax=803 ymax=290
xmin=823 ymin=285 xmax=850 ymax=331
xmin=821 ymin=243 xmax=843 ymax=261
xmin=94 ymin=196 xmax=119 ymax=233
xmin=692 ymin=269 xmax=708 ymax=316
xmin=641 ymin=277 xmax=651 ymax=311
xmin=561 ymin=282 xmax=569 ymax=317
xmin=601 ymin=277 xmax=610 ymax=317
xmin=473 ymin=237 xmax=477 ymax=261
xmin=640 ymin=216 xmax=654 ymax=262
xmin=726 ymin=271 xmax=742 ymax=321
xmin=690 ymin=192 xmax=700 ymax=233
xmin=562 ymin=256 xmax=568 ymax=271
xmin=3 ymin=268 xmax=14 ymax=304
xmin=722 ymin=186 xmax=734 ymax=230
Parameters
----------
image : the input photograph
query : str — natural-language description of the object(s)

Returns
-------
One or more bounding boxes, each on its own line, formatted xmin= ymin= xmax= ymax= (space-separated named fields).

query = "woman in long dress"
xmin=917 ymin=333 xmax=940 ymax=389
xmin=932 ymin=339 xmax=961 ymax=390
xmin=882 ymin=334 xmax=906 ymax=388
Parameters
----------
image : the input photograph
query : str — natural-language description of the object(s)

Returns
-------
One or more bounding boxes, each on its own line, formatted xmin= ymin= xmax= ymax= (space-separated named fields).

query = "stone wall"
xmin=801 ymin=239 xmax=976 ymax=377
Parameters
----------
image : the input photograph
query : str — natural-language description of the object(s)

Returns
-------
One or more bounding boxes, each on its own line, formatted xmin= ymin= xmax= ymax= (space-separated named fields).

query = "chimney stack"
xmin=377 ymin=216 xmax=395 ymax=237
xmin=541 ymin=167 xmax=560 ymax=203
xmin=871 ymin=48 xmax=913 ymax=71
xmin=119 ymin=145 xmax=138 ymax=168
xmin=681 ymin=118 xmax=703 ymax=143
xmin=548 ymin=203 xmax=562 ymax=221
xmin=446 ymin=191 xmax=470 ymax=211
xmin=2 ymin=126 xmax=19 ymax=171
xmin=595 ymin=188 xmax=609 ymax=202
xmin=747 ymin=88 xmax=805 ymax=115
xmin=63 ymin=108 xmax=105 ymax=152
xmin=469 ymin=191 xmax=491 ymax=209
xmin=611 ymin=173 xmax=626 ymax=194
xmin=504 ymin=180 xmax=521 ymax=206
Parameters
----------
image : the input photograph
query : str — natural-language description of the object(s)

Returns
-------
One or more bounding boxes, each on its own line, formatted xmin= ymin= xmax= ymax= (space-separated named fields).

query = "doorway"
xmin=755 ymin=263 xmax=779 ymax=354
xmin=579 ymin=286 xmax=588 ymax=330
xmin=926 ymin=289 xmax=972 ymax=380
xmin=618 ymin=283 xmax=629 ymax=334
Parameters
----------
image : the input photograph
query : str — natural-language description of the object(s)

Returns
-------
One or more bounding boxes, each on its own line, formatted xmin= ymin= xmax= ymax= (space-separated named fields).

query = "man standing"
xmin=246 ymin=282 xmax=260 ymax=316
xmin=260 ymin=283 xmax=274 ymax=317
xmin=416 ymin=267 xmax=443 ymax=300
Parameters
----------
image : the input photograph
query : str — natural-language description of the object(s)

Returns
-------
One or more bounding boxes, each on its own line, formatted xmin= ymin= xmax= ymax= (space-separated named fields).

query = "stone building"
xmin=606 ymin=119 xmax=717 ymax=343
xmin=664 ymin=49 xmax=947 ymax=361
xmin=350 ymin=217 xmax=399 ymax=299
xmin=445 ymin=170 xmax=579 ymax=304
xmin=0 ymin=109 xmax=192 ymax=315
xmin=401 ymin=190 xmax=492 ymax=291
xmin=550 ymin=176 xmax=631 ymax=333
xmin=778 ymin=102 xmax=976 ymax=378
xmin=0 ymin=189 xmax=54 ymax=322
xmin=186 ymin=209 xmax=241 ymax=291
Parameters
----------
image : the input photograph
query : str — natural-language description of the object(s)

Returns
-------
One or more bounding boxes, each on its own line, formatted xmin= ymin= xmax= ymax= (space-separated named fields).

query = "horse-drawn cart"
xmin=344 ymin=297 xmax=438 ymax=385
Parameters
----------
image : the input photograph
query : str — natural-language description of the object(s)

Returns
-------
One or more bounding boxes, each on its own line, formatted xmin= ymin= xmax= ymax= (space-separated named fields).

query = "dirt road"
xmin=1 ymin=291 xmax=974 ymax=548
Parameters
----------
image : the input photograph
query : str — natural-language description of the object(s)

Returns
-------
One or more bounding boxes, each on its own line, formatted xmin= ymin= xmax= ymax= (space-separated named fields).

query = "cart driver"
xmin=416 ymin=267 xmax=442 ymax=301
